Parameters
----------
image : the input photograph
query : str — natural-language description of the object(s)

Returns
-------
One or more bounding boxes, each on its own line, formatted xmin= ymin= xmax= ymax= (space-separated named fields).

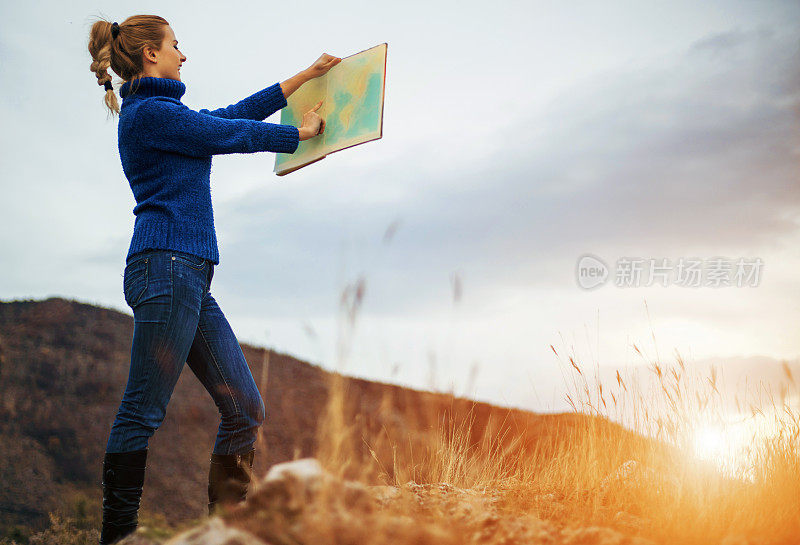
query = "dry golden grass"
xmin=259 ymin=281 xmax=800 ymax=545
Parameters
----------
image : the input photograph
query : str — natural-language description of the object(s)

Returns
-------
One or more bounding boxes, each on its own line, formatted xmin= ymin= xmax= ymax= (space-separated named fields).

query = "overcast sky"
xmin=1 ymin=0 xmax=798 ymax=413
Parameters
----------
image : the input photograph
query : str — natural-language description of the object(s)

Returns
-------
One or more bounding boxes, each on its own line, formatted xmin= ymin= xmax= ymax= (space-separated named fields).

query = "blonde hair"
xmin=87 ymin=15 xmax=170 ymax=117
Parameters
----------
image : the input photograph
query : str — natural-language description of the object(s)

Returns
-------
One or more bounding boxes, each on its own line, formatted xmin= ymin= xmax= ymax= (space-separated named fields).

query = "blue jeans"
xmin=105 ymin=249 xmax=265 ymax=456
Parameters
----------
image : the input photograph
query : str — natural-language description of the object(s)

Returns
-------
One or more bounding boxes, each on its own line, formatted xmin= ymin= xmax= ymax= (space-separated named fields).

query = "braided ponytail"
xmin=87 ymin=14 xmax=170 ymax=118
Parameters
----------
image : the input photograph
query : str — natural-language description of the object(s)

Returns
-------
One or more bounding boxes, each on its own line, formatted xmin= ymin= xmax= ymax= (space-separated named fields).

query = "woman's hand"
xmin=298 ymin=100 xmax=325 ymax=141
xmin=282 ymin=54 xmax=340 ymax=101
xmin=304 ymin=53 xmax=341 ymax=79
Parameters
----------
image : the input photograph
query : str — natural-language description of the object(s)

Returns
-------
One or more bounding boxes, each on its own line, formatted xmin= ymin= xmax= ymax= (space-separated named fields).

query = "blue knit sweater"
xmin=117 ymin=76 xmax=300 ymax=265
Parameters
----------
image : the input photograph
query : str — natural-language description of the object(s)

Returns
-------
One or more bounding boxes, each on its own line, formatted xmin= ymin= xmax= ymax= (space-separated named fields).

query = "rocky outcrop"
xmin=142 ymin=458 xmax=658 ymax=545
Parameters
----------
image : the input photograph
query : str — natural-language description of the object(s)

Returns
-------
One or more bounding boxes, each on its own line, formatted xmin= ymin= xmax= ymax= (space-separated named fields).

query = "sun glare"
xmin=690 ymin=412 xmax=782 ymax=480
xmin=692 ymin=424 xmax=729 ymax=462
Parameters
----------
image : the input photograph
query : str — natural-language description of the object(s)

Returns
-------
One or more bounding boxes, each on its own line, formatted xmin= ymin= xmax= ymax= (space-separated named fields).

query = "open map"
xmin=274 ymin=43 xmax=387 ymax=176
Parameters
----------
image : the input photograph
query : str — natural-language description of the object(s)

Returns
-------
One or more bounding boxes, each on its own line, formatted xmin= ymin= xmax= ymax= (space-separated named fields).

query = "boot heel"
xmin=99 ymin=448 xmax=148 ymax=545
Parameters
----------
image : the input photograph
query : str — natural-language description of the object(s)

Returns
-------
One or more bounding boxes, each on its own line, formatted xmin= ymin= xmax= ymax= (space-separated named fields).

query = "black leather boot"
xmin=207 ymin=447 xmax=255 ymax=516
xmin=99 ymin=448 xmax=148 ymax=545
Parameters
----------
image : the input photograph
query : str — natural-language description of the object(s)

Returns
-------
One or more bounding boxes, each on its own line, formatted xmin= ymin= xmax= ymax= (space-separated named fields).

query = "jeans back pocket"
xmin=123 ymin=257 xmax=149 ymax=308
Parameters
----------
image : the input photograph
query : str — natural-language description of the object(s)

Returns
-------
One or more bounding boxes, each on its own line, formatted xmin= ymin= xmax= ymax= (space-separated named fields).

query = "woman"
xmin=87 ymin=14 xmax=340 ymax=545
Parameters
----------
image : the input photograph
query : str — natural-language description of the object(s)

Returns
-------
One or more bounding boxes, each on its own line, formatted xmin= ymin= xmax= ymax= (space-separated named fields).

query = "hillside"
xmin=0 ymin=297 xmax=641 ymax=540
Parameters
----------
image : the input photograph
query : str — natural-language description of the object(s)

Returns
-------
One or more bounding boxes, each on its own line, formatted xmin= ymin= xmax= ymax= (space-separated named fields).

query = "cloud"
xmin=219 ymin=24 xmax=800 ymax=316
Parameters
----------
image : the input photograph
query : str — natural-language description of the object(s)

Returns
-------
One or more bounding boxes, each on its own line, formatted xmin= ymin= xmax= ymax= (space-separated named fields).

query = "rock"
xmin=368 ymin=484 xmax=401 ymax=507
xmin=162 ymin=517 xmax=269 ymax=545
xmin=261 ymin=458 xmax=374 ymax=512
xmin=252 ymin=458 xmax=334 ymax=513
xmin=263 ymin=457 xmax=325 ymax=484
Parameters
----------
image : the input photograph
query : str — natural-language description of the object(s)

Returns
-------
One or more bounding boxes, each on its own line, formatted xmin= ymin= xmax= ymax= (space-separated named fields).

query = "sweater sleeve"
xmin=135 ymin=97 xmax=300 ymax=157
xmin=198 ymin=82 xmax=288 ymax=121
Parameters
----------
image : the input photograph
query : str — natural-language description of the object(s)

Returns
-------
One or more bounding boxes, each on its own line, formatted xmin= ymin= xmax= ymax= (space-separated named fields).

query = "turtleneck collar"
xmin=120 ymin=76 xmax=186 ymax=101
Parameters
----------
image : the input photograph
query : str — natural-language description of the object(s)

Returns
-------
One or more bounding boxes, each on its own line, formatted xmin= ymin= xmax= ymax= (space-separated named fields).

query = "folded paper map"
xmin=274 ymin=43 xmax=387 ymax=176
